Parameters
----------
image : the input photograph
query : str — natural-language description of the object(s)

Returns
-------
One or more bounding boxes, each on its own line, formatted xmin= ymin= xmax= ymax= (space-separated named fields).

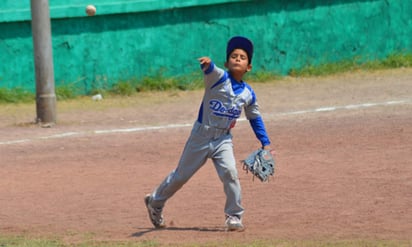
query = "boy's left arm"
xmin=241 ymin=122 xmax=276 ymax=182
xmin=245 ymin=101 xmax=273 ymax=152
xmin=249 ymin=116 xmax=271 ymax=149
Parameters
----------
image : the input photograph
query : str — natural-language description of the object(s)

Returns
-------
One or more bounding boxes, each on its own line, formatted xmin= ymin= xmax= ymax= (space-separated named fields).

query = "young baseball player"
xmin=144 ymin=36 xmax=273 ymax=231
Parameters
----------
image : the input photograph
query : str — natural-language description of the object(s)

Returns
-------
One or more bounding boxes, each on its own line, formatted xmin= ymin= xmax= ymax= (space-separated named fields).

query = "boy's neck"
xmin=229 ymin=71 xmax=244 ymax=82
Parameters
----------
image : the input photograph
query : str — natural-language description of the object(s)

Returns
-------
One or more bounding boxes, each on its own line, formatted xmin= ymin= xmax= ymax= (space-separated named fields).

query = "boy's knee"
xmin=221 ymin=168 xmax=238 ymax=181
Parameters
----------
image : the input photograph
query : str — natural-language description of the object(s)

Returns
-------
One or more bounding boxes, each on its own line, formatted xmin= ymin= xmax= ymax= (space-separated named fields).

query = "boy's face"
xmin=225 ymin=49 xmax=252 ymax=76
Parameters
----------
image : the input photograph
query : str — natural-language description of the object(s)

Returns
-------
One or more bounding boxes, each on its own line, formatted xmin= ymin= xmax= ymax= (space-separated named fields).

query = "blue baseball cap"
xmin=226 ymin=36 xmax=254 ymax=64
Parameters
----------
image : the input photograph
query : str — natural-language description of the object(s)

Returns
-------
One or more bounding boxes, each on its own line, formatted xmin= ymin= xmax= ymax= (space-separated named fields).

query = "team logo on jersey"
xmin=209 ymin=99 xmax=241 ymax=120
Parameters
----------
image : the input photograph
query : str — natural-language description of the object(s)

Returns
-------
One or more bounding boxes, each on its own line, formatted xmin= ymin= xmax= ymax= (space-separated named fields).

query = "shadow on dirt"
xmin=131 ymin=226 xmax=225 ymax=237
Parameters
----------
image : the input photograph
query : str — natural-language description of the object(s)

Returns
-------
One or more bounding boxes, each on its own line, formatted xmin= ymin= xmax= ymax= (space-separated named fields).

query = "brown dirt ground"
xmin=0 ymin=68 xmax=411 ymax=245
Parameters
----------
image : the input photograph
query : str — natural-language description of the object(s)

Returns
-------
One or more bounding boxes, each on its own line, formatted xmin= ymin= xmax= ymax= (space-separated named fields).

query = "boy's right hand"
xmin=198 ymin=57 xmax=211 ymax=71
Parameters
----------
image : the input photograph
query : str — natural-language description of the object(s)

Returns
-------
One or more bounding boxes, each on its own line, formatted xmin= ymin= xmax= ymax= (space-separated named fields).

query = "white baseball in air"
xmin=86 ymin=5 xmax=96 ymax=16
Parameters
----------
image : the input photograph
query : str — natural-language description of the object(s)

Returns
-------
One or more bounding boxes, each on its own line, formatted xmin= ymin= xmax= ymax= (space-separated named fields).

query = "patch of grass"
xmin=111 ymin=80 xmax=136 ymax=96
xmin=0 ymin=83 xmax=86 ymax=103
xmin=136 ymin=73 xmax=175 ymax=92
xmin=0 ymin=87 xmax=34 ymax=104
xmin=180 ymin=239 xmax=412 ymax=247
xmin=290 ymin=53 xmax=412 ymax=77
xmin=0 ymin=234 xmax=161 ymax=247
xmin=0 ymin=235 xmax=411 ymax=247
xmin=247 ymin=71 xmax=282 ymax=82
xmin=135 ymin=71 xmax=202 ymax=92
xmin=0 ymin=235 xmax=62 ymax=247
xmin=1 ymin=53 xmax=411 ymax=104
xmin=381 ymin=53 xmax=412 ymax=68
xmin=56 ymin=83 xmax=79 ymax=100
xmin=110 ymin=71 xmax=203 ymax=96
xmin=289 ymin=60 xmax=358 ymax=77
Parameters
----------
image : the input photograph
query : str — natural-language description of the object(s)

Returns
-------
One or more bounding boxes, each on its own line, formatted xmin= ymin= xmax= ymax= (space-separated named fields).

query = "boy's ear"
xmin=246 ymin=64 xmax=252 ymax=72
xmin=224 ymin=61 xmax=229 ymax=68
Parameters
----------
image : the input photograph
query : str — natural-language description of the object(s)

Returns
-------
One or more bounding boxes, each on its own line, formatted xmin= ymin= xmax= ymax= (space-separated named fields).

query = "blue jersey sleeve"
xmin=249 ymin=116 xmax=271 ymax=147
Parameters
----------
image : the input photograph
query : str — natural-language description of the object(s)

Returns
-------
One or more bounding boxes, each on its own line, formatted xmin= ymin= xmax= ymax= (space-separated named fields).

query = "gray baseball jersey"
xmin=149 ymin=61 xmax=271 ymax=218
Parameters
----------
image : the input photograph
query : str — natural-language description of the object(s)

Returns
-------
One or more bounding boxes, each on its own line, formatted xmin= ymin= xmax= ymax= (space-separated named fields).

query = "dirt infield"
xmin=0 ymin=69 xmax=411 ymax=245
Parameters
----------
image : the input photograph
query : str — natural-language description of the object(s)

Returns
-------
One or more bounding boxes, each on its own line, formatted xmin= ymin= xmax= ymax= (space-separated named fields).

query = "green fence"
xmin=1 ymin=0 xmax=411 ymax=94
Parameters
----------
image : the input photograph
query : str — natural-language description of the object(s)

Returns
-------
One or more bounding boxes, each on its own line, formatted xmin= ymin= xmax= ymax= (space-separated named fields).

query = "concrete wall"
xmin=1 ymin=0 xmax=411 ymax=94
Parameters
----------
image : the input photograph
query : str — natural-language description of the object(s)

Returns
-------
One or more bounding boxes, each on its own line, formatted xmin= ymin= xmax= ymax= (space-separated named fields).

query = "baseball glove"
xmin=242 ymin=149 xmax=275 ymax=182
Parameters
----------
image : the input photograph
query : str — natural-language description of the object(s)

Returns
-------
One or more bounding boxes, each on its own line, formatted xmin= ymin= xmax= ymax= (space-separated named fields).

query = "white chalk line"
xmin=276 ymin=99 xmax=410 ymax=116
xmin=1 ymin=98 xmax=411 ymax=146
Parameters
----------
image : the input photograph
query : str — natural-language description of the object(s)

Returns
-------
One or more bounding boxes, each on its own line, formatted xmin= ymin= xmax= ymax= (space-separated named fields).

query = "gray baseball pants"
xmin=150 ymin=121 xmax=244 ymax=218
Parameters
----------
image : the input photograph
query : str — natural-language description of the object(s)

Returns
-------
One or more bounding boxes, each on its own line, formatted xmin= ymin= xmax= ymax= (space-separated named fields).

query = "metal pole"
xmin=31 ymin=0 xmax=56 ymax=124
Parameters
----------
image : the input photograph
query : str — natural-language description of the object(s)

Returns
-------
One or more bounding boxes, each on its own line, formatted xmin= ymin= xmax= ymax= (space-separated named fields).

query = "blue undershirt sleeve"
xmin=200 ymin=61 xmax=214 ymax=74
xmin=249 ymin=116 xmax=271 ymax=147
